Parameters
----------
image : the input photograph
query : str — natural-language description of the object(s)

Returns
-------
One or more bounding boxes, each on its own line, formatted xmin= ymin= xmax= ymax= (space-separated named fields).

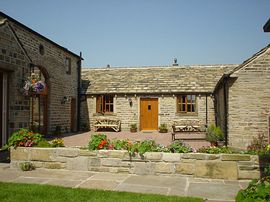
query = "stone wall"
xmin=228 ymin=48 xmax=270 ymax=149
xmin=81 ymin=94 xmax=215 ymax=131
xmin=0 ymin=14 xmax=80 ymax=140
xmin=11 ymin=147 xmax=261 ymax=180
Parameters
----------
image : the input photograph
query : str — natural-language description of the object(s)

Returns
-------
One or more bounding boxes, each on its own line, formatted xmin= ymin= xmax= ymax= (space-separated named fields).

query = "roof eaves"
xmin=227 ymin=44 xmax=270 ymax=76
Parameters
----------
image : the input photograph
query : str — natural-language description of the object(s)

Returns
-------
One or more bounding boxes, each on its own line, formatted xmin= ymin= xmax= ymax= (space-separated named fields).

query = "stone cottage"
xmin=0 ymin=11 xmax=82 ymax=146
xmin=81 ymin=65 xmax=235 ymax=131
xmin=215 ymin=44 xmax=270 ymax=149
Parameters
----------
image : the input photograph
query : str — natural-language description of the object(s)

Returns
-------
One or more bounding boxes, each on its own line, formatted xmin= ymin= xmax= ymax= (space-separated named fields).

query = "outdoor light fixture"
xmin=61 ymin=96 xmax=69 ymax=104
xmin=128 ymin=98 xmax=133 ymax=107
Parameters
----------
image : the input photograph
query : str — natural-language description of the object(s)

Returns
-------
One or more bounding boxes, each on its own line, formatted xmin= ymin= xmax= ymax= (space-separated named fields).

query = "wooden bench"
xmin=94 ymin=118 xmax=121 ymax=132
xmin=171 ymin=119 xmax=205 ymax=141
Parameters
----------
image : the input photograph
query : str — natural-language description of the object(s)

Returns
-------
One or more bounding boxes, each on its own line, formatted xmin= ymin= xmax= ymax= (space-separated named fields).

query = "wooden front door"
xmin=70 ymin=98 xmax=76 ymax=132
xmin=140 ymin=98 xmax=158 ymax=130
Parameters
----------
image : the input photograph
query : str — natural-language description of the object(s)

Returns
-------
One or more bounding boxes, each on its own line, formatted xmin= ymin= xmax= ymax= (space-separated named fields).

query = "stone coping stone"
xmin=221 ymin=154 xmax=251 ymax=161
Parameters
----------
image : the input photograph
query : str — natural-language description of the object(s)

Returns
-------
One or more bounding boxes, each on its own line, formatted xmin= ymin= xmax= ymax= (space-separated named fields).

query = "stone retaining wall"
xmin=10 ymin=147 xmax=261 ymax=180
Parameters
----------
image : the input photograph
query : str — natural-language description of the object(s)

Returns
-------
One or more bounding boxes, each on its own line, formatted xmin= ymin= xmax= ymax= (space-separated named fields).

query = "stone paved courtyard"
xmin=0 ymin=163 xmax=249 ymax=202
xmin=61 ymin=131 xmax=210 ymax=149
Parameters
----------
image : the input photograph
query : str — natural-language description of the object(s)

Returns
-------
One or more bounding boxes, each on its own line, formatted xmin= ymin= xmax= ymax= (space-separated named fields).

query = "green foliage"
xmin=19 ymin=162 xmax=35 ymax=171
xmin=198 ymin=146 xmax=233 ymax=154
xmin=205 ymin=124 xmax=224 ymax=142
xmin=247 ymin=134 xmax=268 ymax=154
xmin=169 ymin=140 xmax=192 ymax=153
xmin=6 ymin=128 xmax=43 ymax=149
xmin=159 ymin=123 xmax=168 ymax=132
xmin=0 ymin=182 xmax=204 ymax=202
xmin=111 ymin=139 xmax=131 ymax=150
xmin=153 ymin=144 xmax=171 ymax=153
xmin=88 ymin=134 xmax=109 ymax=150
xmin=35 ymin=140 xmax=52 ymax=148
xmin=136 ymin=140 xmax=158 ymax=155
xmin=130 ymin=123 xmax=137 ymax=129
xmin=236 ymin=176 xmax=270 ymax=202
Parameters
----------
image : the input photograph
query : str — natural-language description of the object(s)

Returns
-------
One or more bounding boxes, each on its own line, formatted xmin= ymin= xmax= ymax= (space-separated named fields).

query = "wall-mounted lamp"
xmin=128 ymin=98 xmax=133 ymax=107
xmin=61 ymin=96 xmax=69 ymax=104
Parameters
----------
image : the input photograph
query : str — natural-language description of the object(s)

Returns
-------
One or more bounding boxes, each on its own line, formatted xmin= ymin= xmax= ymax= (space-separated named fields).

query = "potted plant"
xmin=159 ymin=123 xmax=168 ymax=133
xmin=205 ymin=124 xmax=223 ymax=147
xmin=130 ymin=123 xmax=137 ymax=133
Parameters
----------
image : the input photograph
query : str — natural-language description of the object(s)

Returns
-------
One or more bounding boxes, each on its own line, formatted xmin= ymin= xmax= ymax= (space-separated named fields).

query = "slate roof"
xmin=81 ymin=65 xmax=237 ymax=95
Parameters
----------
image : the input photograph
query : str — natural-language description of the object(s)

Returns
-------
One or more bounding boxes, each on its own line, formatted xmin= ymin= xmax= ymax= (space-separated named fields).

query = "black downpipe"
xmin=77 ymin=52 xmax=82 ymax=132
xmin=205 ymin=94 xmax=208 ymax=127
xmin=224 ymin=78 xmax=228 ymax=146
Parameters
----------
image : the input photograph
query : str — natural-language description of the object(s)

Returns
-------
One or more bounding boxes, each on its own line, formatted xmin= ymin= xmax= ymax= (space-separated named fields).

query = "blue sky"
xmin=1 ymin=0 xmax=270 ymax=67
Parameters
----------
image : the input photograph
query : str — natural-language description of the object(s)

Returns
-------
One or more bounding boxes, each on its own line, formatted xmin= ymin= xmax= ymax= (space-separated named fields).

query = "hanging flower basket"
xmin=23 ymin=73 xmax=47 ymax=96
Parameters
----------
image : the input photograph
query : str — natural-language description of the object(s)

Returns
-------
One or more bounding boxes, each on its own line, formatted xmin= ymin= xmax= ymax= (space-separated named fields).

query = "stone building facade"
xmin=0 ymin=12 xmax=81 ymax=146
xmin=81 ymin=65 xmax=234 ymax=131
xmin=215 ymin=44 xmax=270 ymax=149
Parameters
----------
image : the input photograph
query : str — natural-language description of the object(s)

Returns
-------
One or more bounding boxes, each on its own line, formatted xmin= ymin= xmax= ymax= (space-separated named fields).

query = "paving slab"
xmin=117 ymin=183 xmax=169 ymax=195
xmin=79 ymin=179 xmax=120 ymax=190
xmin=90 ymin=172 xmax=129 ymax=182
xmin=0 ymin=165 xmax=251 ymax=202
xmin=46 ymin=179 xmax=82 ymax=187
xmin=12 ymin=176 xmax=49 ymax=184
xmin=0 ymin=169 xmax=22 ymax=182
xmin=187 ymin=182 xmax=241 ymax=201
xmin=123 ymin=175 xmax=187 ymax=189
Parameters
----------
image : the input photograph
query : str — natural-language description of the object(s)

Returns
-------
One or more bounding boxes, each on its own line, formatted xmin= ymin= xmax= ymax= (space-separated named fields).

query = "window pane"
xmin=187 ymin=95 xmax=191 ymax=101
xmin=110 ymin=104 xmax=113 ymax=112
xmin=192 ymin=104 xmax=196 ymax=112
xmin=181 ymin=96 xmax=186 ymax=103
xmin=105 ymin=104 xmax=109 ymax=112
xmin=180 ymin=104 xmax=186 ymax=112
xmin=187 ymin=104 xmax=191 ymax=112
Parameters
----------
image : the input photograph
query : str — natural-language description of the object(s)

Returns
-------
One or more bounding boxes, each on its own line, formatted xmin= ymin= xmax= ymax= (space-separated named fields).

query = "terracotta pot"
xmin=210 ymin=141 xmax=218 ymax=147
xmin=130 ymin=128 xmax=137 ymax=133
xmin=159 ymin=129 xmax=168 ymax=133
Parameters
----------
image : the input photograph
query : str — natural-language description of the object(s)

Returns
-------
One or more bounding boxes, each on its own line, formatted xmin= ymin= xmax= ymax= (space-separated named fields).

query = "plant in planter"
xmin=205 ymin=124 xmax=223 ymax=147
xmin=159 ymin=123 xmax=168 ymax=133
xmin=130 ymin=123 xmax=137 ymax=133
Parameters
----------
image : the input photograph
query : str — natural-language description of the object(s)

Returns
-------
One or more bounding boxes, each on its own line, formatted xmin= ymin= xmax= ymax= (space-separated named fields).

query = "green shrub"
xmin=236 ymin=176 xmax=270 ymax=201
xmin=198 ymin=146 xmax=233 ymax=154
xmin=205 ymin=124 xmax=224 ymax=142
xmin=111 ymin=139 xmax=131 ymax=150
xmin=88 ymin=134 xmax=109 ymax=150
xmin=6 ymin=128 xmax=43 ymax=149
xmin=247 ymin=134 xmax=268 ymax=154
xmin=35 ymin=140 xmax=52 ymax=148
xmin=169 ymin=140 xmax=192 ymax=153
xmin=19 ymin=162 xmax=35 ymax=171
xmin=136 ymin=140 xmax=157 ymax=155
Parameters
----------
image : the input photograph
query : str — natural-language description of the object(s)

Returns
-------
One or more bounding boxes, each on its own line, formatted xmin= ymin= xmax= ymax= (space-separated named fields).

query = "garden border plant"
xmin=1 ymin=128 xmax=65 ymax=151
xmin=88 ymin=133 xmax=237 ymax=156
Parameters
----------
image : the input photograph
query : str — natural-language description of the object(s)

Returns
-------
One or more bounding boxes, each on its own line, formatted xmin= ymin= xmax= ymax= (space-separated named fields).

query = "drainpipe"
xmin=223 ymin=78 xmax=229 ymax=146
xmin=77 ymin=52 xmax=82 ymax=132
xmin=205 ymin=94 xmax=208 ymax=127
